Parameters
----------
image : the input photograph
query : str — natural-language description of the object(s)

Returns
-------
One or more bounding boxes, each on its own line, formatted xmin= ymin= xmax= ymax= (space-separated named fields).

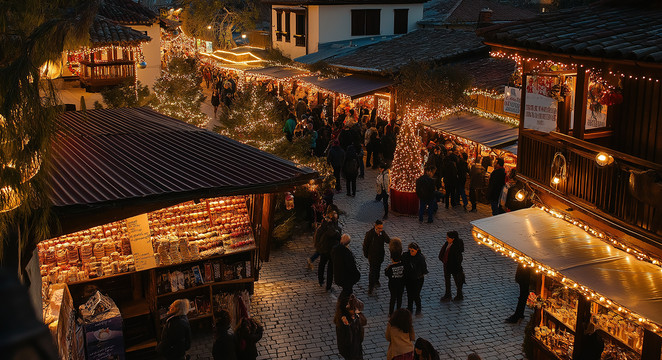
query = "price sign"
xmin=127 ymin=214 xmax=157 ymax=271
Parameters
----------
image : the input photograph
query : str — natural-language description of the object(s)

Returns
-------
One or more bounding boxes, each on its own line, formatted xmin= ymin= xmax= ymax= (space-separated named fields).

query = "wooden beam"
xmin=573 ymin=66 xmax=589 ymax=140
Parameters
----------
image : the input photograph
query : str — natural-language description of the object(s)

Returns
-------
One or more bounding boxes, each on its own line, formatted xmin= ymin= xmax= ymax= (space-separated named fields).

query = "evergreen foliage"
xmin=100 ymin=80 xmax=152 ymax=108
xmin=0 ymin=0 xmax=98 ymax=272
xmin=182 ymin=0 xmax=259 ymax=49
xmin=390 ymin=118 xmax=423 ymax=193
xmin=151 ymin=56 xmax=208 ymax=127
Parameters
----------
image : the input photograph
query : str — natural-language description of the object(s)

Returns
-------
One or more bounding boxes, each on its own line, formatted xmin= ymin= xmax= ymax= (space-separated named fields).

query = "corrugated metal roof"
xmin=299 ymin=75 xmax=393 ymax=99
xmin=424 ymin=111 xmax=518 ymax=148
xmin=50 ymin=107 xmax=316 ymax=214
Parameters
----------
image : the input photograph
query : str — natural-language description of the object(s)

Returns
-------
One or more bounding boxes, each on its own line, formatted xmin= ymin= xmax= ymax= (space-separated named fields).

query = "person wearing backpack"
xmin=343 ymin=144 xmax=360 ymax=197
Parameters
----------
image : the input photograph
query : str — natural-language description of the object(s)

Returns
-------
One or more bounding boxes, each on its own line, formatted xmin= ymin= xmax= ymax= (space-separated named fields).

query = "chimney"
xmin=477 ymin=8 xmax=493 ymax=28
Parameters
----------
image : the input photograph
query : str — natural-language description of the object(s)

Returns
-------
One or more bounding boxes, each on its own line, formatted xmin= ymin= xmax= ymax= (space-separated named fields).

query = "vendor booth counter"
xmin=40 ymin=107 xmax=317 ymax=359
xmin=472 ymin=208 xmax=662 ymax=360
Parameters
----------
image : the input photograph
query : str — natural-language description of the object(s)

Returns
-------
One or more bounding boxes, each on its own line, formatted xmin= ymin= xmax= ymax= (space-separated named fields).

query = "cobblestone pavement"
xmin=189 ymin=165 xmax=528 ymax=359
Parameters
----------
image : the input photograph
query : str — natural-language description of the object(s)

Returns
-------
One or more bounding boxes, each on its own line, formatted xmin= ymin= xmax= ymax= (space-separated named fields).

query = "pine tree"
xmin=390 ymin=116 xmax=423 ymax=193
xmin=151 ymin=56 xmax=208 ymax=127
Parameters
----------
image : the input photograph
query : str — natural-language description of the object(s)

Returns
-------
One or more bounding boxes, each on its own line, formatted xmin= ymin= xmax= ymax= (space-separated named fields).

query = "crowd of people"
xmin=308 ymin=205 xmax=486 ymax=360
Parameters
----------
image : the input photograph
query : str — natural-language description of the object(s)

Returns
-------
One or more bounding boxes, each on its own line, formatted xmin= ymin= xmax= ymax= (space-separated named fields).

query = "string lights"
xmin=472 ymin=222 xmax=662 ymax=337
xmin=390 ymin=111 xmax=424 ymax=193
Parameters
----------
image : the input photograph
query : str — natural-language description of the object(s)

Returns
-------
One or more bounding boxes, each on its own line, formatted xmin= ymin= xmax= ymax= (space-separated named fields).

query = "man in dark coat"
xmin=456 ymin=152 xmax=470 ymax=211
xmin=439 ymin=231 xmax=465 ymax=301
xmin=469 ymin=156 xmax=486 ymax=212
xmin=416 ymin=166 xmax=436 ymax=223
xmin=487 ymin=158 xmax=506 ymax=215
xmin=327 ymin=141 xmax=345 ymax=192
xmin=157 ymin=299 xmax=192 ymax=360
xmin=338 ymin=124 xmax=354 ymax=150
xmin=505 ymin=263 xmax=531 ymax=324
xmin=362 ymin=220 xmax=390 ymax=294
xmin=316 ymin=211 xmax=341 ymax=291
xmin=332 ymin=233 xmax=361 ymax=304
xmin=442 ymin=152 xmax=458 ymax=208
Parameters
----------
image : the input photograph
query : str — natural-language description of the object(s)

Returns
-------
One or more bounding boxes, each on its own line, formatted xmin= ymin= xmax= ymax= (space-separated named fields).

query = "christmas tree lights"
xmin=390 ymin=112 xmax=423 ymax=192
xmin=151 ymin=56 xmax=209 ymax=128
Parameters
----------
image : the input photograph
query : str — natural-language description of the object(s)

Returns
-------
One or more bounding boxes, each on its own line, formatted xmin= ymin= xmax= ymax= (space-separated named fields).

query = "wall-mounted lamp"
xmin=550 ymin=152 xmax=567 ymax=187
xmin=515 ymin=189 xmax=527 ymax=201
xmin=595 ymin=152 xmax=614 ymax=167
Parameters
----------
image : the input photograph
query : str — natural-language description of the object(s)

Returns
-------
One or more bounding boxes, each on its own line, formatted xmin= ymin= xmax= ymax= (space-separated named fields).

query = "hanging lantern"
xmin=285 ymin=192 xmax=294 ymax=210
xmin=137 ymin=61 xmax=147 ymax=69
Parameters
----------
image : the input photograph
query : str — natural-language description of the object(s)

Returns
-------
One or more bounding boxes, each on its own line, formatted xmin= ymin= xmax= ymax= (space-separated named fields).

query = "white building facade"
xmin=268 ymin=1 xmax=425 ymax=59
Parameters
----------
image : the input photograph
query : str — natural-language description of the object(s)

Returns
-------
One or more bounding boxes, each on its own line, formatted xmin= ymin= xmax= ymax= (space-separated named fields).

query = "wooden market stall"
xmin=40 ymin=107 xmax=317 ymax=359
xmin=472 ymin=208 xmax=662 ymax=360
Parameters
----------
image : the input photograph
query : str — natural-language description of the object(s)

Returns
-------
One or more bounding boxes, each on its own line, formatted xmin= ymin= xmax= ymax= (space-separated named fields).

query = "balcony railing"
xmin=518 ymin=129 xmax=662 ymax=241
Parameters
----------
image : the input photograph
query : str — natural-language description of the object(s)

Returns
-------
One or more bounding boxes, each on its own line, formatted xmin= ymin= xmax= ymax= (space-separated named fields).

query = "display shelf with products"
xmin=533 ymin=325 xmax=575 ymax=360
xmin=592 ymin=302 xmax=644 ymax=355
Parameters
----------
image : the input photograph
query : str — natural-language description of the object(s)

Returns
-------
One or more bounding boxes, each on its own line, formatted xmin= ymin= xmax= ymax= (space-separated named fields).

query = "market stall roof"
xmin=245 ymin=65 xmax=310 ymax=79
xmin=423 ymin=111 xmax=518 ymax=149
xmin=49 ymin=107 xmax=317 ymax=235
xmin=471 ymin=208 xmax=662 ymax=327
xmin=299 ymin=75 xmax=393 ymax=99
xmin=479 ymin=3 xmax=662 ymax=64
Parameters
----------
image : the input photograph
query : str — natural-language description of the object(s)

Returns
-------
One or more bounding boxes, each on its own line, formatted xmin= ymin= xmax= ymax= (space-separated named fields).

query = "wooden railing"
xmin=79 ymin=60 xmax=136 ymax=89
xmin=518 ymin=129 xmax=662 ymax=239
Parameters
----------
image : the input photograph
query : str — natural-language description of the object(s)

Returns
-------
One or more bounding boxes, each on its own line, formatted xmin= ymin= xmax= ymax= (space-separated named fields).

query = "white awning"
xmin=471 ymin=207 xmax=662 ymax=328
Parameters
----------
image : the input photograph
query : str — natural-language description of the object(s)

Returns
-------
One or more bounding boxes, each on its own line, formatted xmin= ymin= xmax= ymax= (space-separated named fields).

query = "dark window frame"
xmin=294 ymin=12 xmax=306 ymax=47
xmin=276 ymin=10 xmax=283 ymax=41
xmin=284 ymin=11 xmax=291 ymax=42
xmin=351 ymin=9 xmax=381 ymax=36
xmin=393 ymin=9 xmax=408 ymax=34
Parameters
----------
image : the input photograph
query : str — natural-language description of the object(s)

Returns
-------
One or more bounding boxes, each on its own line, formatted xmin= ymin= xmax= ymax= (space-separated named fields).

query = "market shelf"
xmin=596 ymin=329 xmax=642 ymax=355
xmin=156 ymin=277 xmax=254 ymax=298
xmin=66 ymin=270 xmax=135 ymax=286
xmin=187 ymin=313 xmax=213 ymax=322
xmin=125 ymin=338 xmax=157 ymax=353
xmin=119 ymin=299 xmax=151 ymax=319
xmin=543 ymin=308 xmax=576 ymax=333
xmin=155 ymin=244 xmax=256 ymax=270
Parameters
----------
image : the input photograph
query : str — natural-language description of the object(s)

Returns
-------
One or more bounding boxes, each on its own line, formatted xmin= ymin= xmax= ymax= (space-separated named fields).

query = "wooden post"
xmin=390 ymin=88 xmax=397 ymax=120
xmin=642 ymin=329 xmax=662 ymax=360
xmin=572 ymin=296 xmax=591 ymax=360
xmin=573 ymin=66 xmax=589 ymax=140
xmin=557 ymin=75 xmax=573 ymax=134
xmin=259 ymin=193 xmax=276 ymax=263
xmin=517 ymin=70 xmax=528 ymax=174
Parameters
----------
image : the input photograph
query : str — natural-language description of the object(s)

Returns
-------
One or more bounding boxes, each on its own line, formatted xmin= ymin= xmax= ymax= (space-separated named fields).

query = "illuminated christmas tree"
xmin=151 ymin=56 xmax=209 ymax=127
xmin=390 ymin=116 xmax=423 ymax=193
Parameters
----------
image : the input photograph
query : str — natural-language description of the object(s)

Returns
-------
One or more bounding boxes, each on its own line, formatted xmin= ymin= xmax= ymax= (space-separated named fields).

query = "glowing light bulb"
xmin=515 ymin=189 xmax=526 ymax=201
xmin=552 ymin=176 xmax=561 ymax=184
xmin=595 ymin=152 xmax=614 ymax=166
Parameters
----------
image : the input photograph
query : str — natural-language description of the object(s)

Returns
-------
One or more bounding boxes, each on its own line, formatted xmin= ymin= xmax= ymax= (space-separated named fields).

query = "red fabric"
xmin=390 ymin=189 xmax=418 ymax=215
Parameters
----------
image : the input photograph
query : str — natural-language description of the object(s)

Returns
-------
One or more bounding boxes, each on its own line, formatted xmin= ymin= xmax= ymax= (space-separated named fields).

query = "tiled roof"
xmin=98 ymin=0 xmax=158 ymax=25
xmin=263 ymin=0 xmax=426 ymax=4
xmin=480 ymin=4 xmax=662 ymax=63
xmin=50 ymin=107 xmax=316 ymax=232
xmin=89 ymin=16 xmax=152 ymax=47
xmin=421 ymin=0 xmax=536 ymax=26
xmin=329 ymin=28 xmax=487 ymax=73
xmin=461 ymin=57 xmax=516 ymax=91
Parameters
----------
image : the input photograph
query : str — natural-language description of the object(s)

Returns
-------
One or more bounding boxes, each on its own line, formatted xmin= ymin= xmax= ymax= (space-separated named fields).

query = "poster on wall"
xmin=586 ymin=79 xmax=608 ymax=129
xmin=504 ymin=86 xmax=521 ymax=115
xmin=127 ymin=214 xmax=157 ymax=271
xmin=524 ymin=76 xmax=558 ymax=133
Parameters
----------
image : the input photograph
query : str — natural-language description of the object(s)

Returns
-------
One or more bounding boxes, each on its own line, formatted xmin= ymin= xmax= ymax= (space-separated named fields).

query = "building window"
xmin=284 ymin=11 xmax=291 ymax=42
xmin=351 ymin=9 xmax=380 ymax=36
xmin=276 ymin=10 xmax=283 ymax=41
xmin=295 ymin=13 xmax=306 ymax=47
xmin=393 ymin=9 xmax=408 ymax=34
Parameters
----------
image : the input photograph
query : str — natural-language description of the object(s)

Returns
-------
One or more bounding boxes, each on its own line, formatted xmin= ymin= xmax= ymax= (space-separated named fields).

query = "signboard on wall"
xmin=586 ymin=103 xmax=608 ymax=129
xmin=127 ymin=214 xmax=157 ymax=271
xmin=504 ymin=86 xmax=521 ymax=115
xmin=524 ymin=92 xmax=558 ymax=133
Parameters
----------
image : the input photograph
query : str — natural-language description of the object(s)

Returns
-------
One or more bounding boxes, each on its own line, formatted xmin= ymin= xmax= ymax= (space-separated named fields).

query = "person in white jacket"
xmin=376 ymin=163 xmax=390 ymax=219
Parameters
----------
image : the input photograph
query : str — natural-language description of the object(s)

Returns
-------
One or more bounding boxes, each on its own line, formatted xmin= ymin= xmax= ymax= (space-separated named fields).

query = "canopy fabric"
xmin=299 ymin=75 xmax=393 ymax=99
xmin=245 ymin=66 xmax=309 ymax=79
xmin=424 ymin=112 xmax=518 ymax=149
xmin=471 ymin=208 xmax=662 ymax=327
